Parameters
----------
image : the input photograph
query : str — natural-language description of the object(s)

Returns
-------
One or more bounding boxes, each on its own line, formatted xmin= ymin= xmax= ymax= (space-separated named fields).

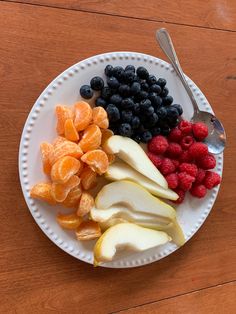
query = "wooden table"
xmin=1 ymin=1 xmax=236 ymax=313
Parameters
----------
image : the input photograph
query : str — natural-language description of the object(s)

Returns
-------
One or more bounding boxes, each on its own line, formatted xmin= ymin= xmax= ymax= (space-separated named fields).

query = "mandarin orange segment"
xmin=40 ymin=142 xmax=53 ymax=174
xmin=76 ymin=161 xmax=85 ymax=176
xmin=30 ymin=183 xmax=56 ymax=205
xmin=56 ymin=105 xmax=74 ymax=135
xmin=74 ymin=101 xmax=92 ymax=131
xmin=62 ymin=186 xmax=82 ymax=208
xmin=81 ymin=150 xmax=109 ymax=175
xmin=101 ymin=129 xmax=114 ymax=147
xmin=53 ymin=136 xmax=67 ymax=147
xmin=51 ymin=175 xmax=80 ymax=202
xmin=107 ymin=153 xmax=115 ymax=164
xmin=77 ymin=192 xmax=94 ymax=217
xmin=57 ymin=213 xmax=82 ymax=230
xmin=49 ymin=141 xmax=83 ymax=165
xmin=80 ymin=167 xmax=98 ymax=190
xmin=92 ymin=107 xmax=109 ymax=129
xmin=75 ymin=221 xmax=101 ymax=240
xmin=79 ymin=124 xmax=102 ymax=152
xmin=51 ymin=156 xmax=81 ymax=184
xmin=64 ymin=118 xmax=79 ymax=142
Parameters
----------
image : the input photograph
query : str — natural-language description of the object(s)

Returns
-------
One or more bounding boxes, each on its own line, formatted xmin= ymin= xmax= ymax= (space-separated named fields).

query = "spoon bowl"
xmin=156 ymin=28 xmax=226 ymax=154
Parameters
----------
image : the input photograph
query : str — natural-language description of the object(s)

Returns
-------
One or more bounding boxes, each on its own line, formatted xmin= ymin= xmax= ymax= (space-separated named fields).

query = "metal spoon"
xmin=156 ymin=28 xmax=226 ymax=154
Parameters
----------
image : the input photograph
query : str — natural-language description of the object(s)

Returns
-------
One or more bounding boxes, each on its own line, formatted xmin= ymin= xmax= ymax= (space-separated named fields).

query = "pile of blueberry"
xmin=80 ymin=65 xmax=183 ymax=143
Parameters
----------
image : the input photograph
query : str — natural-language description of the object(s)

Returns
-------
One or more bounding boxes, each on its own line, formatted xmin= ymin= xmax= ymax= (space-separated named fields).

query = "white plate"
xmin=19 ymin=52 xmax=223 ymax=268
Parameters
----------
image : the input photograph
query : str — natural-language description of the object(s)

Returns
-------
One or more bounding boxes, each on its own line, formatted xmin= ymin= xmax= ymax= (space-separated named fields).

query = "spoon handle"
xmin=156 ymin=28 xmax=199 ymax=115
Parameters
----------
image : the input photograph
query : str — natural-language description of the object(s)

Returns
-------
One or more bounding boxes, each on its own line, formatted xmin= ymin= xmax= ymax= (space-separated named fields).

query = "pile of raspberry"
xmin=147 ymin=120 xmax=221 ymax=204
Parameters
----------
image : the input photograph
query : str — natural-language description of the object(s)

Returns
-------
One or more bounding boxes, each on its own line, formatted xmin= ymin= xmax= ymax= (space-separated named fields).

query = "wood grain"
xmin=0 ymin=1 xmax=236 ymax=313
xmin=118 ymin=282 xmax=236 ymax=314
xmin=7 ymin=0 xmax=236 ymax=31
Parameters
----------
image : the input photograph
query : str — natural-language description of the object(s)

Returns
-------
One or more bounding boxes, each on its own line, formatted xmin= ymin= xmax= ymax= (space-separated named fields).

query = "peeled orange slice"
xmin=75 ymin=221 xmax=101 ymax=240
xmin=49 ymin=141 xmax=83 ymax=165
xmin=64 ymin=118 xmax=79 ymax=142
xmin=80 ymin=167 xmax=98 ymax=190
xmin=40 ymin=142 xmax=53 ymax=174
xmin=92 ymin=107 xmax=109 ymax=129
xmin=51 ymin=156 xmax=81 ymax=184
xmin=51 ymin=175 xmax=80 ymax=202
xmin=55 ymin=105 xmax=74 ymax=135
xmin=74 ymin=101 xmax=92 ymax=131
xmin=62 ymin=186 xmax=82 ymax=208
xmin=77 ymin=192 xmax=94 ymax=216
xmin=81 ymin=150 xmax=109 ymax=175
xmin=30 ymin=182 xmax=56 ymax=205
xmin=79 ymin=124 xmax=102 ymax=152
xmin=57 ymin=213 xmax=82 ymax=230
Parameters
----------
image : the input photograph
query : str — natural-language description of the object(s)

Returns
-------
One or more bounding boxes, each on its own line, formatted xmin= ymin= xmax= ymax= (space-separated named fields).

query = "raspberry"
xmin=171 ymin=159 xmax=180 ymax=169
xmin=165 ymin=173 xmax=179 ymax=189
xmin=192 ymin=122 xmax=208 ymax=140
xmin=179 ymin=150 xmax=193 ymax=163
xmin=204 ymin=171 xmax=221 ymax=189
xmin=188 ymin=142 xmax=208 ymax=159
xmin=160 ymin=158 xmax=176 ymax=175
xmin=147 ymin=152 xmax=162 ymax=169
xmin=180 ymin=135 xmax=195 ymax=150
xmin=195 ymin=168 xmax=206 ymax=184
xmin=166 ymin=143 xmax=182 ymax=158
xmin=197 ymin=154 xmax=216 ymax=170
xmin=190 ymin=184 xmax=207 ymax=198
xmin=173 ymin=188 xmax=185 ymax=204
xmin=168 ymin=127 xmax=183 ymax=142
xmin=179 ymin=120 xmax=192 ymax=135
xmin=148 ymin=135 xmax=168 ymax=155
xmin=178 ymin=172 xmax=195 ymax=191
xmin=179 ymin=163 xmax=198 ymax=177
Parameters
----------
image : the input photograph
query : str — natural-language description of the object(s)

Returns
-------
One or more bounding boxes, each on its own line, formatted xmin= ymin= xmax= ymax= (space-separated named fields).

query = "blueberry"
xmin=161 ymin=126 xmax=171 ymax=136
xmin=140 ymin=81 xmax=149 ymax=91
xmin=106 ymin=104 xmax=120 ymax=122
xmin=122 ymin=70 xmax=136 ymax=83
xmin=132 ymin=134 xmax=142 ymax=143
xmin=135 ymin=90 xmax=148 ymax=101
xmin=125 ymin=65 xmax=135 ymax=73
xmin=119 ymin=123 xmax=132 ymax=137
xmin=121 ymin=110 xmax=133 ymax=123
xmin=118 ymin=84 xmax=130 ymax=97
xmin=110 ymin=94 xmax=122 ymax=106
xmin=157 ymin=78 xmax=167 ymax=88
xmin=107 ymin=76 xmax=120 ymax=89
xmin=113 ymin=66 xmax=124 ymax=80
xmin=101 ymin=86 xmax=112 ymax=100
xmin=80 ymin=85 xmax=93 ymax=99
xmin=149 ymin=113 xmax=159 ymax=126
xmin=141 ymin=131 xmax=152 ymax=143
xmin=140 ymin=99 xmax=152 ymax=111
xmin=105 ymin=65 xmax=113 ymax=77
xmin=90 ymin=76 xmax=104 ymax=91
xmin=136 ymin=67 xmax=149 ymax=79
xmin=133 ymin=103 xmax=140 ymax=115
xmin=144 ymin=106 xmax=154 ymax=116
xmin=95 ymin=97 xmax=107 ymax=108
xmin=162 ymin=95 xmax=173 ymax=106
xmin=167 ymin=106 xmax=179 ymax=119
xmin=157 ymin=107 xmax=167 ymax=119
xmin=121 ymin=97 xmax=135 ymax=109
xmin=131 ymin=116 xmax=140 ymax=129
xmin=150 ymin=84 xmax=162 ymax=95
xmin=147 ymin=75 xmax=157 ymax=85
xmin=130 ymin=82 xmax=141 ymax=95
xmin=151 ymin=127 xmax=161 ymax=136
xmin=168 ymin=117 xmax=180 ymax=128
xmin=133 ymin=75 xmax=141 ymax=83
xmin=161 ymin=87 xmax=169 ymax=97
xmin=172 ymin=104 xmax=183 ymax=115
xmin=137 ymin=124 xmax=146 ymax=133
xmin=148 ymin=93 xmax=162 ymax=107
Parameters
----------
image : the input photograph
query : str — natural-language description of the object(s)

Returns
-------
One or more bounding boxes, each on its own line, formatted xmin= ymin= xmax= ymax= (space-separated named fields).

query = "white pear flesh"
xmin=103 ymin=135 xmax=168 ymax=189
xmin=91 ymin=206 xmax=185 ymax=246
xmin=106 ymin=161 xmax=178 ymax=200
xmin=94 ymin=223 xmax=171 ymax=265
xmin=95 ymin=180 xmax=176 ymax=222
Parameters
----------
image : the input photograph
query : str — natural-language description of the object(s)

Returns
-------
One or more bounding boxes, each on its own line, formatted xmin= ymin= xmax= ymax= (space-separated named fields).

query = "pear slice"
xmin=94 ymin=223 xmax=171 ymax=265
xmin=95 ymin=180 xmax=176 ymax=222
xmin=106 ymin=161 xmax=178 ymax=201
xmin=91 ymin=206 xmax=185 ymax=246
xmin=103 ymin=135 xmax=167 ymax=189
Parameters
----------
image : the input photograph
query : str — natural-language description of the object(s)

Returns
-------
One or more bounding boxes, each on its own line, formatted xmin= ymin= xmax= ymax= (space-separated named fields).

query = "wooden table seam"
xmin=2 ymin=0 xmax=236 ymax=34
xmin=111 ymin=279 xmax=236 ymax=314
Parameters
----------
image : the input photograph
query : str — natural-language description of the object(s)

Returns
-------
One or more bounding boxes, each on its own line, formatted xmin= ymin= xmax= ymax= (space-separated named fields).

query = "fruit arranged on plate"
xmin=93 ymin=223 xmax=171 ymax=265
xmin=147 ymin=121 xmax=221 ymax=203
xmin=29 ymin=64 xmax=222 ymax=266
xmin=79 ymin=65 xmax=183 ymax=143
